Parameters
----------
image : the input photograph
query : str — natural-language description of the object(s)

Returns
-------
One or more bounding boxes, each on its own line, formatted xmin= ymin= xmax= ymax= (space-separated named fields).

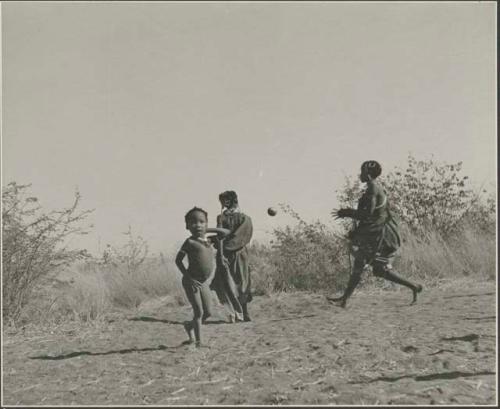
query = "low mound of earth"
xmin=2 ymin=280 xmax=496 ymax=405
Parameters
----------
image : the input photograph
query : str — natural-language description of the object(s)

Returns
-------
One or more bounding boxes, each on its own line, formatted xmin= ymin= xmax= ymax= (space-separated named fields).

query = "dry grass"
xmin=16 ymin=256 xmax=187 ymax=327
xmin=397 ymin=223 xmax=496 ymax=286
xmin=249 ymin=222 xmax=496 ymax=296
xmin=12 ymin=223 xmax=496 ymax=328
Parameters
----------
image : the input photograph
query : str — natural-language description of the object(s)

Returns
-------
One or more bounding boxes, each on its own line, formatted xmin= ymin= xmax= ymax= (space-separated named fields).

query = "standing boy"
xmin=175 ymin=207 xmax=218 ymax=347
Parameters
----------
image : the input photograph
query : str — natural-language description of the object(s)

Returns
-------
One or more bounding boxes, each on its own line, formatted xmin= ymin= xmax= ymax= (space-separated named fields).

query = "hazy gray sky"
xmin=2 ymin=1 xmax=497 ymax=255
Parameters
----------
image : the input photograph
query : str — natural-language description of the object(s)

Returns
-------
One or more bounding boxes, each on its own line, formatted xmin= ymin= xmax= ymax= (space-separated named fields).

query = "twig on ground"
xmin=302 ymin=377 xmax=326 ymax=387
xmin=163 ymin=396 xmax=184 ymax=402
xmin=192 ymin=376 xmax=229 ymax=385
xmin=139 ymin=379 xmax=154 ymax=387
xmin=171 ymin=387 xmax=186 ymax=395
xmin=293 ymin=377 xmax=325 ymax=389
xmin=255 ymin=346 xmax=291 ymax=358
xmin=12 ymin=384 xmax=41 ymax=394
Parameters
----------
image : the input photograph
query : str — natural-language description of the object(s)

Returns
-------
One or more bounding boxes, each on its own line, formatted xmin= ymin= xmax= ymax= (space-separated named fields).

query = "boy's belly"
xmin=188 ymin=257 xmax=215 ymax=282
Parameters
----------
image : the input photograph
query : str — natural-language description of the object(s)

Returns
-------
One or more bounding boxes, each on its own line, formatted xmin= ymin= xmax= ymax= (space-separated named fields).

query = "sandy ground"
xmin=2 ymin=279 xmax=497 ymax=406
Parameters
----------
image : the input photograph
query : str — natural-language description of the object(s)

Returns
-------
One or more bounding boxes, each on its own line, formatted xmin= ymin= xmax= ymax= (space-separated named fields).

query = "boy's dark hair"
xmin=361 ymin=160 xmax=382 ymax=178
xmin=219 ymin=190 xmax=238 ymax=207
xmin=184 ymin=207 xmax=208 ymax=229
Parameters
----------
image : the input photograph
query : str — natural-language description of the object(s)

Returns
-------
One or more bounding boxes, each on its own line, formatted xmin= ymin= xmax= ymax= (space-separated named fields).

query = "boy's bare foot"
xmin=411 ymin=284 xmax=423 ymax=304
xmin=328 ymin=296 xmax=347 ymax=308
xmin=228 ymin=314 xmax=235 ymax=323
xmin=202 ymin=313 xmax=211 ymax=324
xmin=243 ymin=315 xmax=251 ymax=322
xmin=326 ymin=294 xmax=343 ymax=302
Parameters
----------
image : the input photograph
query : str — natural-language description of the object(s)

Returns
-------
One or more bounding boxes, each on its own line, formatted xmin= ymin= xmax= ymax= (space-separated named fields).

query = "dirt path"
xmin=2 ymin=280 xmax=497 ymax=405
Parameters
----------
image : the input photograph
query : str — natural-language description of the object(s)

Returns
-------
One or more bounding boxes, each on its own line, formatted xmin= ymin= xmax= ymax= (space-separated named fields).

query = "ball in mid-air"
xmin=267 ymin=207 xmax=277 ymax=216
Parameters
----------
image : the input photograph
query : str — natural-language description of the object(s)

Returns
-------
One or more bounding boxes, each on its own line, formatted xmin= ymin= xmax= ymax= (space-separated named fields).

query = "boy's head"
xmin=219 ymin=190 xmax=238 ymax=209
xmin=360 ymin=160 xmax=382 ymax=182
xmin=184 ymin=207 xmax=208 ymax=236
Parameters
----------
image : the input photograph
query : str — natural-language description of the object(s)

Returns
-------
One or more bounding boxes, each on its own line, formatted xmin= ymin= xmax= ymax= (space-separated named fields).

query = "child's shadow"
xmin=129 ymin=316 xmax=227 ymax=325
xmin=30 ymin=344 xmax=183 ymax=361
xmin=129 ymin=316 xmax=184 ymax=325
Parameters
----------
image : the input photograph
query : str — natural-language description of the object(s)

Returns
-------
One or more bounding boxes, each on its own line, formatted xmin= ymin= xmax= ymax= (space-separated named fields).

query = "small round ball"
xmin=267 ymin=207 xmax=277 ymax=216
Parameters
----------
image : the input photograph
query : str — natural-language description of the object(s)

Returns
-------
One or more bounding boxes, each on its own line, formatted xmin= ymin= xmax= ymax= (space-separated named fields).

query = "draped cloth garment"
xmin=349 ymin=181 xmax=401 ymax=261
xmin=210 ymin=209 xmax=253 ymax=317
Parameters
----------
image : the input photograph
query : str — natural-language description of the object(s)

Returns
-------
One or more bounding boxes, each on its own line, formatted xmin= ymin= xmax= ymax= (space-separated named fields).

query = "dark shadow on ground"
xmin=443 ymin=292 xmax=495 ymax=299
xmin=203 ymin=320 xmax=228 ymax=325
xmin=30 ymin=344 xmax=184 ymax=360
xmin=265 ymin=314 xmax=317 ymax=323
xmin=349 ymin=370 xmax=496 ymax=384
xmin=128 ymin=316 xmax=228 ymax=325
xmin=129 ymin=316 xmax=184 ymax=324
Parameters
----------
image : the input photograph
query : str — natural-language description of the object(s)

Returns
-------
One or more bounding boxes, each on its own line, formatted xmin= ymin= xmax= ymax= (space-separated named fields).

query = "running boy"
xmin=329 ymin=160 xmax=423 ymax=308
xmin=175 ymin=207 xmax=219 ymax=347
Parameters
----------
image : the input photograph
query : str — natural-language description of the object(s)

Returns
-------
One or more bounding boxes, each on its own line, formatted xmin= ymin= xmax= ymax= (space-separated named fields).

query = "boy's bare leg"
xmin=329 ymin=256 xmax=365 ymax=308
xmin=182 ymin=321 xmax=194 ymax=345
xmin=373 ymin=264 xmax=423 ymax=304
xmin=184 ymin=284 xmax=204 ymax=346
xmin=193 ymin=317 xmax=202 ymax=347
xmin=242 ymin=302 xmax=251 ymax=322
xmin=411 ymin=284 xmax=423 ymax=304
xmin=338 ymin=270 xmax=362 ymax=308
xmin=200 ymin=284 xmax=212 ymax=323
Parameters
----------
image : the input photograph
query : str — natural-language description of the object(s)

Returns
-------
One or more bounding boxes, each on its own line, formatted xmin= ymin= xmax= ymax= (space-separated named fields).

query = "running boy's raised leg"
xmin=372 ymin=259 xmax=423 ymax=304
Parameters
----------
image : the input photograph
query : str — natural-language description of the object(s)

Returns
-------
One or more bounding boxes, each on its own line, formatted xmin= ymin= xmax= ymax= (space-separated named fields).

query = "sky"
xmin=2 ymin=1 xmax=497 ymax=256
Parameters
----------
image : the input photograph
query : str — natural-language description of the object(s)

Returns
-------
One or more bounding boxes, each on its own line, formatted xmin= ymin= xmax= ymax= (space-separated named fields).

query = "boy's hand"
xmin=334 ymin=208 xmax=356 ymax=219
xmin=189 ymin=278 xmax=203 ymax=289
xmin=207 ymin=235 xmax=218 ymax=246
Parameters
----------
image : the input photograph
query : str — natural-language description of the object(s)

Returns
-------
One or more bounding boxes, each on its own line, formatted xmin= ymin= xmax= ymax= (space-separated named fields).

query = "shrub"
xmin=252 ymin=204 xmax=350 ymax=293
xmin=2 ymin=182 xmax=92 ymax=324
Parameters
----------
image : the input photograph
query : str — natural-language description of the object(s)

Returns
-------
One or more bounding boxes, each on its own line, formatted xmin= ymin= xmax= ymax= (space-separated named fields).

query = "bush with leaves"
xmin=335 ymin=154 xmax=495 ymax=237
xmin=2 ymin=182 xmax=93 ymax=324
xmin=260 ymin=204 xmax=350 ymax=292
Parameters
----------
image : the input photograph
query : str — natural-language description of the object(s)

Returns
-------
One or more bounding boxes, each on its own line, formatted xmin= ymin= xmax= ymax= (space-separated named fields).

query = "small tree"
xmin=100 ymin=226 xmax=149 ymax=274
xmin=2 ymin=182 xmax=93 ymax=324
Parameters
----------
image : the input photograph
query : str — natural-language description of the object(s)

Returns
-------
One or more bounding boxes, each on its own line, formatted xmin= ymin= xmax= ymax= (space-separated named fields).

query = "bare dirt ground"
xmin=2 ymin=279 xmax=497 ymax=406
